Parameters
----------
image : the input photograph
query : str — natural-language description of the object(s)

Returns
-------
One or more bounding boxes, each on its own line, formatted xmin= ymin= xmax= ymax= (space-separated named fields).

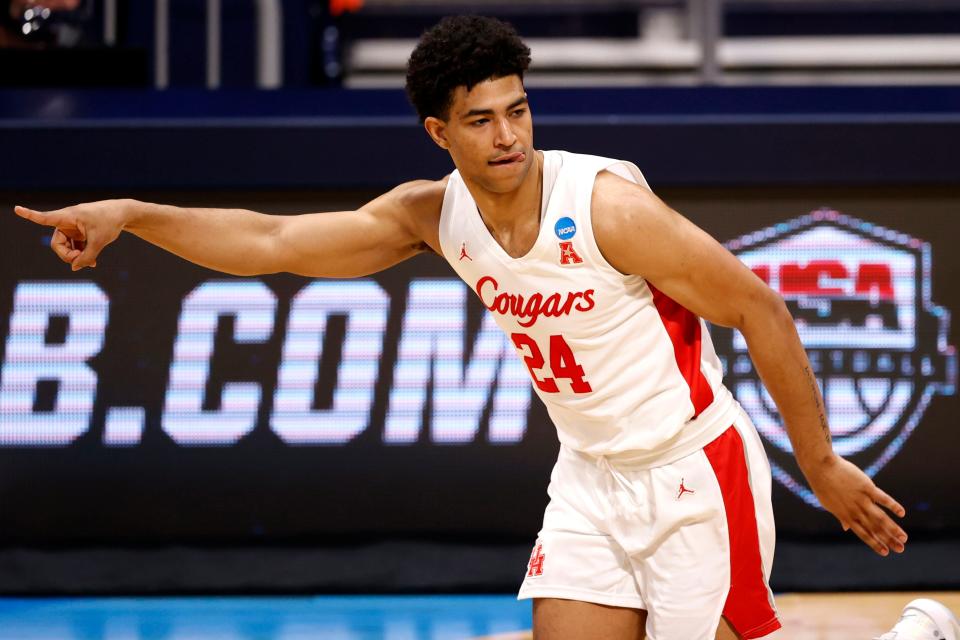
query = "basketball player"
xmin=15 ymin=15 xmax=921 ymax=640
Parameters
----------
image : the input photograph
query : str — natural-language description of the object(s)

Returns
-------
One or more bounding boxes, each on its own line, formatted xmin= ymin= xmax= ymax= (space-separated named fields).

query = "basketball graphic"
xmin=712 ymin=210 xmax=957 ymax=507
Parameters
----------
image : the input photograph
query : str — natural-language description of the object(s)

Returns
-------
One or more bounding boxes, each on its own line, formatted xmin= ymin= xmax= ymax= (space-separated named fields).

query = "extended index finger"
xmin=13 ymin=205 xmax=70 ymax=228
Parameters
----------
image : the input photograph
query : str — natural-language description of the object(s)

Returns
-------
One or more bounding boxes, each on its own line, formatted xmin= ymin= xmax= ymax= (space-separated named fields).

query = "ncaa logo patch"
xmin=711 ymin=209 xmax=957 ymax=508
xmin=555 ymin=217 xmax=577 ymax=240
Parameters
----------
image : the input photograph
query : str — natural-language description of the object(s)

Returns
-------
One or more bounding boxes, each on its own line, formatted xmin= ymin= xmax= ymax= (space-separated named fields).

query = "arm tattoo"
xmin=804 ymin=365 xmax=831 ymax=444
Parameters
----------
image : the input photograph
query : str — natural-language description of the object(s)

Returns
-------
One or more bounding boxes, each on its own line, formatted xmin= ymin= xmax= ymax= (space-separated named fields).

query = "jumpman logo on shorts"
xmin=676 ymin=478 xmax=695 ymax=500
xmin=459 ymin=242 xmax=472 ymax=261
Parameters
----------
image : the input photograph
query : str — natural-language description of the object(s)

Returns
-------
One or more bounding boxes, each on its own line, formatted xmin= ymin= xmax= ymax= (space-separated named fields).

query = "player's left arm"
xmin=592 ymin=170 xmax=908 ymax=556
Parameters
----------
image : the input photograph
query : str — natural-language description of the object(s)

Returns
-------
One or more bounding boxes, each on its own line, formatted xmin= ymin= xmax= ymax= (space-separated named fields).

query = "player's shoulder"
xmin=371 ymin=177 xmax=448 ymax=254
xmin=591 ymin=169 xmax=658 ymax=226
xmin=593 ymin=168 xmax=648 ymax=195
xmin=386 ymin=177 xmax=448 ymax=216
xmin=363 ymin=176 xmax=446 ymax=230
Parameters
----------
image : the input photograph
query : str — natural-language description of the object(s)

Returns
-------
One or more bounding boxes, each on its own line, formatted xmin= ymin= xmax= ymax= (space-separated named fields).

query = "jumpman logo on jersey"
xmin=459 ymin=242 xmax=472 ymax=261
xmin=676 ymin=478 xmax=695 ymax=500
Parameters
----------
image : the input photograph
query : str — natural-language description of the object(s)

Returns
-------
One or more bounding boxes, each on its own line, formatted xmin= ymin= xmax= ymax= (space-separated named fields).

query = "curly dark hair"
xmin=405 ymin=16 xmax=532 ymax=122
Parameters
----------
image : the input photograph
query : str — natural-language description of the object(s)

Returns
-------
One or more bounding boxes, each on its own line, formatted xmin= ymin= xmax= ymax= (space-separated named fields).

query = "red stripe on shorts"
xmin=704 ymin=426 xmax=781 ymax=639
xmin=648 ymin=284 xmax=714 ymax=417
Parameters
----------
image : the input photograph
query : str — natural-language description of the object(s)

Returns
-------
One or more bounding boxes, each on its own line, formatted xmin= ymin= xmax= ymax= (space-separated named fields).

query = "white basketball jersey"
xmin=439 ymin=150 xmax=738 ymax=464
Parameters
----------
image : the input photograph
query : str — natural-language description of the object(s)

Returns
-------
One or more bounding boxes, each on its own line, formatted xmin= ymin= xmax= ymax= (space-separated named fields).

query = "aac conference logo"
xmin=711 ymin=209 xmax=957 ymax=507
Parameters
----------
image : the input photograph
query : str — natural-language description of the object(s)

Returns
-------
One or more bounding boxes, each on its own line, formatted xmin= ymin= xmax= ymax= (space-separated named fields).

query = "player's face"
xmin=426 ymin=74 xmax=535 ymax=194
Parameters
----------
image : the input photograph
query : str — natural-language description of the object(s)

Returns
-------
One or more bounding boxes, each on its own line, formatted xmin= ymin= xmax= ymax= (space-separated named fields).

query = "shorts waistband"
xmin=569 ymin=393 xmax=742 ymax=471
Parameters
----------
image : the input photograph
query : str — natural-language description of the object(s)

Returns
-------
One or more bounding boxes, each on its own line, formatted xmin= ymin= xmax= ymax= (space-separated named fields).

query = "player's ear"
xmin=423 ymin=116 xmax=450 ymax=150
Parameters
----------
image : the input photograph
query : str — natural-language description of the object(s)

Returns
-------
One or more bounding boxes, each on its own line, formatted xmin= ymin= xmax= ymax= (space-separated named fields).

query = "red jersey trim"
xmin=648 ymin=284 xmax=714 ymax=417
xmin=704 ymin=427 xmax=781 ymax=639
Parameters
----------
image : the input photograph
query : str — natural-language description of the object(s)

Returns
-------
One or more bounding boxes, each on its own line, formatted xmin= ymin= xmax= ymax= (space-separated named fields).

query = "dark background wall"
xmin=0 ymin=85 xmax=958 ymax=593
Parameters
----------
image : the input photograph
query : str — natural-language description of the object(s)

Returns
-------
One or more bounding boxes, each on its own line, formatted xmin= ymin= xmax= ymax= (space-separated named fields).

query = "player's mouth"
xmin=488 ymin=152 xmax=525 ymax=167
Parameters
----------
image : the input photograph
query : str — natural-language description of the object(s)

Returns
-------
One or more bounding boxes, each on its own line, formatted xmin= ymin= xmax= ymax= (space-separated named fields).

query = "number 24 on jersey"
xmin=511 ymin=333 xmax=592 ymax=394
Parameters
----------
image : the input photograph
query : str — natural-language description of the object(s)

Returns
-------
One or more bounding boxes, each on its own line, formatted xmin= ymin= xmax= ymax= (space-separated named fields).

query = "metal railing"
xmin=346 ymin=0 xmax=960 ymax=86
xmin=152 ymin=0 xmax=283 ymax=89
xmin=134 ymin=0 xmax=960 ymax=89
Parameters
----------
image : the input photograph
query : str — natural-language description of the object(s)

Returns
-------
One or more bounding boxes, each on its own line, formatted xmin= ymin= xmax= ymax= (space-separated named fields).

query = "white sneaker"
xmin=876 ymin=598 xmax=960 ymax=640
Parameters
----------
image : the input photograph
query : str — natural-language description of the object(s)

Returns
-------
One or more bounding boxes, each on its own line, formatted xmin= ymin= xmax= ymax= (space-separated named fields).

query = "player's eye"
xmin=512 ymin=108 xmax=527 ymax=117
xmin=471 ymin=118 xmax=489 ymax=127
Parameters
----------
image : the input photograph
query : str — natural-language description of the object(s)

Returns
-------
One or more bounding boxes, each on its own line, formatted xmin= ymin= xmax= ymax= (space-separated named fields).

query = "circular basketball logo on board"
xmin=711 ymin=209 xmax=957 ymax=508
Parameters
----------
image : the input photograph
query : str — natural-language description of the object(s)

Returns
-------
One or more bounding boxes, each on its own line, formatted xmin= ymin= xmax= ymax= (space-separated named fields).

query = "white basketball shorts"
xmin=518 ymin=409 xmax=781 ymax=639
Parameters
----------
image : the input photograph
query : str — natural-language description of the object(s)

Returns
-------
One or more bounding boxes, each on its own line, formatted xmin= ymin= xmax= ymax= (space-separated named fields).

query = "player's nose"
xmin=494 ymin=117 xmax=517 ymax=148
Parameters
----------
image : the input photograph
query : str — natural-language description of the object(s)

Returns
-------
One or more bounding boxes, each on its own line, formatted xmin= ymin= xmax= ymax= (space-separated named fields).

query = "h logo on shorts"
xmin=677 ymin=478 xmax=695 ymax=500
xmin=527 ymin=543 xmax=546 ymax=577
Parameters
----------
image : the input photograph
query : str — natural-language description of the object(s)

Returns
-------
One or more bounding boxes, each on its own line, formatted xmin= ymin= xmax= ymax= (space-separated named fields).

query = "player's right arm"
xmin=13 ymin=179 xmax=444 ymax=277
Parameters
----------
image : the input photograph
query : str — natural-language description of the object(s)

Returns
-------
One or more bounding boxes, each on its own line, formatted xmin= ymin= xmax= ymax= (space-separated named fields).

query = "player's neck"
xmin=470 ymin=150 xmax=543 ymax=237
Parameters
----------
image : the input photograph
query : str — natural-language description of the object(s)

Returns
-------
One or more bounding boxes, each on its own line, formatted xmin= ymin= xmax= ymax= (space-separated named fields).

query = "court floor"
xmin=0 ymin=592 xmax=957 ymax=639
xmin=0 ymin=595 xmax=530 ymax=640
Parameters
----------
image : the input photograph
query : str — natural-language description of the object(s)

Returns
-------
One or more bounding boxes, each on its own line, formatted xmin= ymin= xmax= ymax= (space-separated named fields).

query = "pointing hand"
xmin=14 ymin=200 xmax=131 ymax=271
